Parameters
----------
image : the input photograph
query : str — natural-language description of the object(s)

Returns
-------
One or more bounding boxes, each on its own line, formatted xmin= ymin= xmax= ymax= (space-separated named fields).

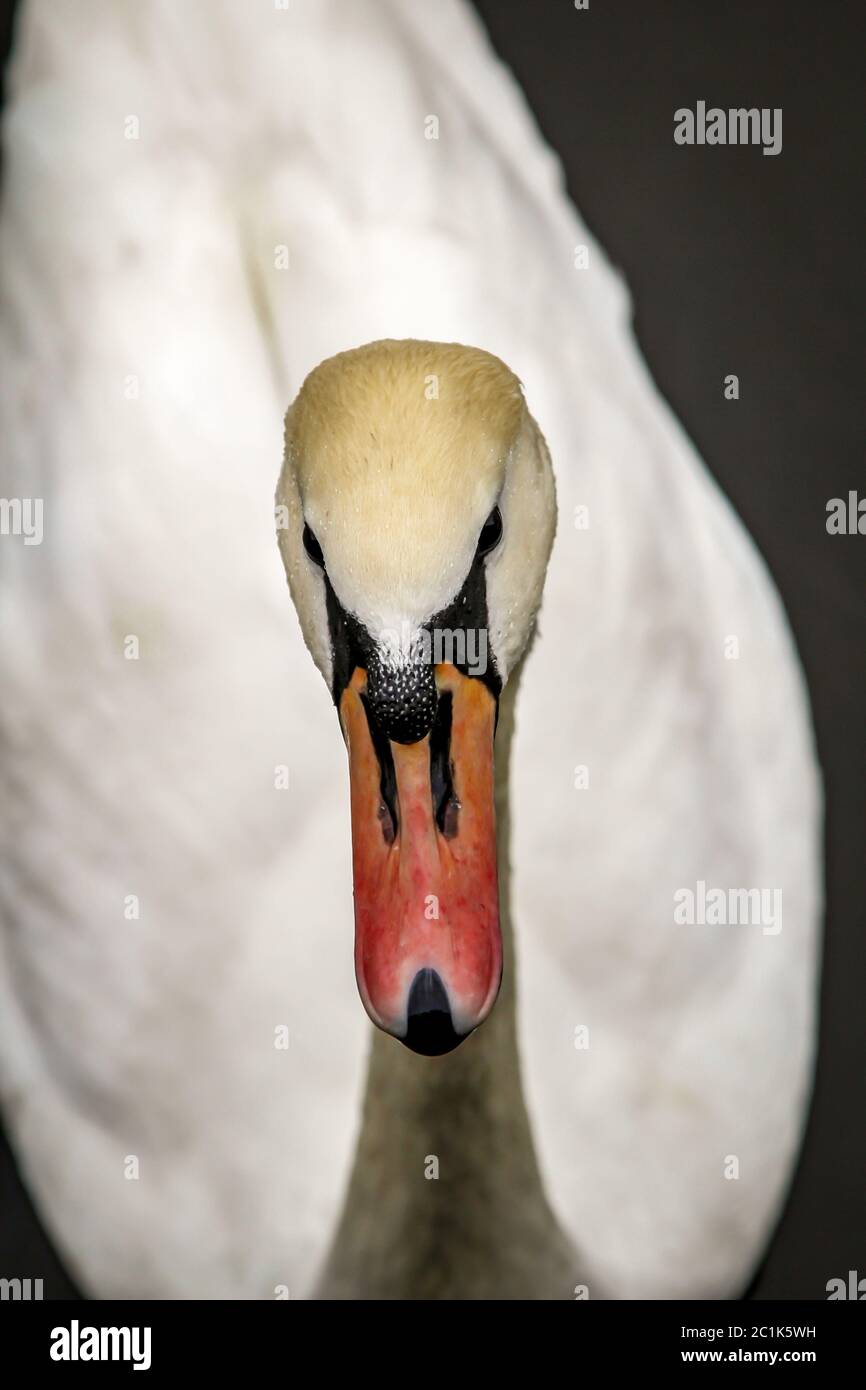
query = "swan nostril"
xmin=360 ymin=694 xmax=398 ymax=842
xmin=430 ymin=692 xmax=459 ymax=838
xmin=402 ymin=968 xmax=465 ymax=1056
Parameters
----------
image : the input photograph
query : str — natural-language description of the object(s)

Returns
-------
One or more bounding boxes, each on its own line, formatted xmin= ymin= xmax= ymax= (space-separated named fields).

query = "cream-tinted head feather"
xmin=277 ymin=339 xmax=555 ymax=685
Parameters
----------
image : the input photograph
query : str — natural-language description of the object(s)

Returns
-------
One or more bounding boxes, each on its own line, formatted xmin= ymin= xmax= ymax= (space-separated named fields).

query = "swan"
xmin=0 ymin=0 xmax=821 ymax=1299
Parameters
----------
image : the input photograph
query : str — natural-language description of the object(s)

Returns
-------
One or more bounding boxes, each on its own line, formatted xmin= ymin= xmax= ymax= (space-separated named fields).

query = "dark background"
xmin=1 ymin=0 xmax=863 ymax=1300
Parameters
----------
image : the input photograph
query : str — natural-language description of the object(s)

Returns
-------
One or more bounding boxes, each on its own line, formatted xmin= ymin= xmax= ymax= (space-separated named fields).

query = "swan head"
xmin=277 ymin=339 xmax=555 ymax=1054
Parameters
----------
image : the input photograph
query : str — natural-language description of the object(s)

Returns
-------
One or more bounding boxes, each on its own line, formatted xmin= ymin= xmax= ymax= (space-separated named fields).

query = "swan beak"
xmin=340 ymin=664 xmax=501 ymax=1055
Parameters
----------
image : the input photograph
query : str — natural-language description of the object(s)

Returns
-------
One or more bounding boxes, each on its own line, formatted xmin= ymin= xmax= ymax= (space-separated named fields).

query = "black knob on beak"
xmin=364 ymin=650 xmax=438 ymax=745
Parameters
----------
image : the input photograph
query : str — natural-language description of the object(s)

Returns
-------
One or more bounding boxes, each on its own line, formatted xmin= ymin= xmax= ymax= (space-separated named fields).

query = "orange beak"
xmin=340 ymin=664 xmax=501 ymax=1054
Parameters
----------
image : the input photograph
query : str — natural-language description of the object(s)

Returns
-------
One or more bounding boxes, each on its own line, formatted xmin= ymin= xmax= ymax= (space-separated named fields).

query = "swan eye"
xmin=476 ymin=506 xmax=503 ymax=558
xmin=303 ymin=522 xmax=325 ymax=568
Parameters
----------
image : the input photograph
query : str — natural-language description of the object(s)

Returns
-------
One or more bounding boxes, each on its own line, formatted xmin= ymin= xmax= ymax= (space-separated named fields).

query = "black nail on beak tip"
xmin=402 ymin=968 xmax=464 ymax=1057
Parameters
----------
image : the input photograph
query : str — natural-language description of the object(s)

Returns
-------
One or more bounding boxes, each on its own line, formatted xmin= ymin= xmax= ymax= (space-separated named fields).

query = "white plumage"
xmin=0 ymin=0 xmax=820 ymax=1298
